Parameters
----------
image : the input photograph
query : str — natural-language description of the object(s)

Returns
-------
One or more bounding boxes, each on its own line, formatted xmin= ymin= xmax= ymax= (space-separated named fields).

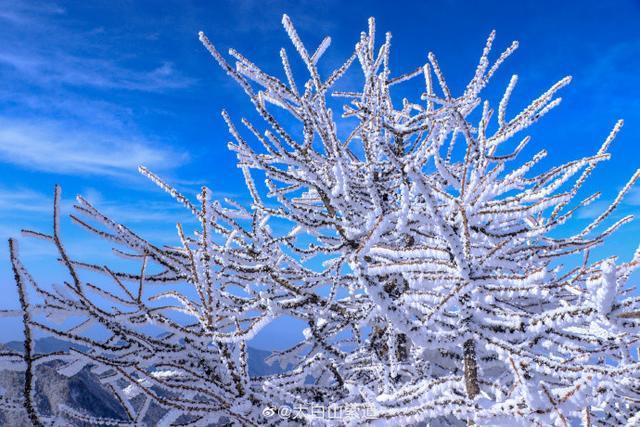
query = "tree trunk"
xmin=463 ymin=339 xmax=480 ymax=399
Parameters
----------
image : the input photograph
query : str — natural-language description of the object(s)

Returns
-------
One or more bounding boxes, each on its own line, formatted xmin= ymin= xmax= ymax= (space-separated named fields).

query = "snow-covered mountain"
xmin=0 ymin=338 xmax=278 ymax=426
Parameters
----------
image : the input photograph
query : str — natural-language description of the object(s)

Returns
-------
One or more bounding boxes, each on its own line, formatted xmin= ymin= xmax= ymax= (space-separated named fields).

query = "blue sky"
xmin=0 ymin=0 xmax=639 ymax=348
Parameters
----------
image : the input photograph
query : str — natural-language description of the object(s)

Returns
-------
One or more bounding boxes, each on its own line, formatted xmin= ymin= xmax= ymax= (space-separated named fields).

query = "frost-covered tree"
xmin=2 ymin=15 xmax=640 ymax=426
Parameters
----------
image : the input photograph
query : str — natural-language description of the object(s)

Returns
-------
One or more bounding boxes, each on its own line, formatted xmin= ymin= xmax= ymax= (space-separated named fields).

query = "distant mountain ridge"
xmin=0 ymin=337 xmax=280 ymax=426
xmin=3 ymin=336 xmax=88 ymax=355
xmin=2 ymin=337 xmax=279 ymax=376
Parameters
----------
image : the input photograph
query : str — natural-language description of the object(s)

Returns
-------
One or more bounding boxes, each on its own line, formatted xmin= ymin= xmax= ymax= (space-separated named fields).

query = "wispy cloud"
xmin=0 ymin=1 xmax=193 ymax=93
xmin=0 ymin=52 xmax=194 ymax=92
xmin=576 ymin=200 xmax=610 ymax=220
xmin=576 ymin=185 xmax=640 ymax=220
xmin=0 ymin=1 xmax=64 ymax=26
xmin=216 ymin=0 xmax=336 ymax=35
xmin=0 ymin=1 xmax=193 ymax=179
xmin=623 ymin=187 xmax=640 ymax=206
xmin=0 ymin=119 xmax=187 ymax=177
xmin=577 ymin=39 xmax=640 ymax=114
xmin=79 ymin=187 xmax=195 ymax=225
xmin=0 ymin=182 xmax=229 ymax=234
xmin=0 ymin=185 xmax=52 ymax=215
xmin=0 ymin=180 xmax=212 ymax=265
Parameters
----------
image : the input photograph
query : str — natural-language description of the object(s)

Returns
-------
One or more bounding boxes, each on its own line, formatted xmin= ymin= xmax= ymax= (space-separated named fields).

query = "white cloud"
xmin=0 ymin=52 xmax=194 ymax=92
xmin=78 ymin=187 xmax=196 ymax=225
xmin=0 ymin=1 xmax=194 ymax=94
xmin=0 ymin=185 xmax=52 ymax=214
xmin=0 ymin=1 xmax=194 ymax=179
xmin=0 ymin=1 xmax=64 ymax=26
xmin=0 ymin=183 xmax=195 ymax=260
xmin=624 ymin=187 xmax=640 ymax=206
xmin=576 ymin=200 xmax=609 ymax=220
xmin=0 ymin=119 xmax=187 ymax=177
xmin=575 ymin=184 xmax=640 ymax=220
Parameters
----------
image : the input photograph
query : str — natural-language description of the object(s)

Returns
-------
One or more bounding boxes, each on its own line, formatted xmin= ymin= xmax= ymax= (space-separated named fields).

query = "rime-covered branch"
xmin=2 ymin=14 xmax=639 ymax=426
